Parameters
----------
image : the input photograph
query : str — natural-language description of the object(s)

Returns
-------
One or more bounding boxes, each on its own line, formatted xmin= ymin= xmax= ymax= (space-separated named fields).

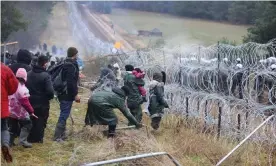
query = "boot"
xmin=53 ymin=123 xmax=66 ymax=141
xmin=1 ymin=146 xmax=13 ymax=163
xmin=1 ymin=130 xmax=13 ymax=163
xmin=19 ymin=128 xmax=32 ymax=148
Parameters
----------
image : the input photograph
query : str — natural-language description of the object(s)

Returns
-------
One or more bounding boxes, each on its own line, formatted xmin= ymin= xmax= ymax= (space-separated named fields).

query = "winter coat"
xmin=9 ymin=52 xmax=32 ymax=74
xmin=132 ymin=70 xmax=146 ymax=96
xmin=91 ymin=67 xmax=117 ymax=92
xmin=123 ymin=72 xmax=145 ymax=109
xmin=1 ymin=63 xmax=19 ymax=118
xmin=87 ymin=87 xmax=139 ymax=126
xmin=58 ymin=58 xmax=79 ymax=101
xmin=77 ymin=57 xmax=84 ymax=70
xmin=100 ymin=67 xmax=116 ymax=81
xmin=26 ymin=65 xmax=54 ymax=107
xmin=9 ymin=83 xmax=34 ymax=119
xmin=148 ymin=80 xmax=168 ymax=118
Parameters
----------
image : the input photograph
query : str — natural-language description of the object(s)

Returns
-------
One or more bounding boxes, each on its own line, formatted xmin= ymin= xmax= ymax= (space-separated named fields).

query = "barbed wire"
xmin=121 ymin=39 xmax=276 ymax=145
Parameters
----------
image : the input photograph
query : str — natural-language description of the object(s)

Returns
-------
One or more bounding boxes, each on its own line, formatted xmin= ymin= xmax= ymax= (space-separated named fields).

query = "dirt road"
xmin=79 ymin=4 xmax=145 ymax=52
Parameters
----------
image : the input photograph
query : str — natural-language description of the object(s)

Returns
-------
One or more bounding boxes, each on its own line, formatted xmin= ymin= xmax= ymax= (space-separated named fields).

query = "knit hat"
xmin=153 ymin=72 xmax=163 ymax=82
xmin=125 ymin=64 xmax=134 ymax=71
xmin=67 ymin=47 xmax=78 ymax=57
xmin=17 ymin=49 xmax=32 ymax=65
xmin=16 ymin=68 xmax=27 ymax=82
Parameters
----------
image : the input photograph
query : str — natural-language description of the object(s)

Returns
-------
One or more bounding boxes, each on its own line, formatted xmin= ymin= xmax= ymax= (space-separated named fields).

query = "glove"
xmin=135 ymin=123 xmax=143 ymax=129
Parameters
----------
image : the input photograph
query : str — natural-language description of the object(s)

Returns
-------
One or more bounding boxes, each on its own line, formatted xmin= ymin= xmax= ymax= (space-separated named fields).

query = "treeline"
xmin=90 ymin=1 xmax=275 ymax=43
xmin=1 ymin=1 xmax=55 ymax=48
xmin=116 ymin=1 xmax=265 ymax=25
xmin=89 ymin=2 xmax=112 ymax=14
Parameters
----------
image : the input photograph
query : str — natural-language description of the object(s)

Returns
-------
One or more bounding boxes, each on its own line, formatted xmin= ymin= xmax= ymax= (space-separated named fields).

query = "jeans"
xmin=58 ymin=101 xmax=73 ymax=126
xmin=1 ymin=118 xmax=10 ymax=147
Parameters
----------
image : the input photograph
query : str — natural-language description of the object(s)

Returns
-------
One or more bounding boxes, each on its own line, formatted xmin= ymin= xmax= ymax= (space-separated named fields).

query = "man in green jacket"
xmin=123 ymin=65 xmax=145 ymax=125
xmin=85 ymin=86 xmax=142 ymax=137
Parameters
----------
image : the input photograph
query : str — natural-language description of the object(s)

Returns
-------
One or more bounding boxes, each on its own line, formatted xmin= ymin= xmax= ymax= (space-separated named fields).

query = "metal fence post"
xmin=217 ymin=105 xmax=222 ymax=140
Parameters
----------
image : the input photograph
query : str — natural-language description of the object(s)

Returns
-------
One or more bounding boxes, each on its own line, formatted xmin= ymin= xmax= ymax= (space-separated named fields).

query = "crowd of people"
xmin=1 ymin=46 xmax=168 ymax=163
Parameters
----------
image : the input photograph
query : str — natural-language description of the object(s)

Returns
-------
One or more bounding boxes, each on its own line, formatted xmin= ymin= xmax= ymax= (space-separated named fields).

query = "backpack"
xmin=48 ymin=61 xmax=76 ymax=95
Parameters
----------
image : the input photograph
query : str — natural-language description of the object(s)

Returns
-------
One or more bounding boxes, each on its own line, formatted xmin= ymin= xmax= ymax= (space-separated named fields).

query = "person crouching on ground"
xmin=132 ymin=68 xmax=147 ymax=102
xmin=148 ymin=71 xmax=169 ymax=130
xmin=85 ymin=86 xmax=142 ymax=137
xmin=8 ymin=68 xmax=38 ymax=148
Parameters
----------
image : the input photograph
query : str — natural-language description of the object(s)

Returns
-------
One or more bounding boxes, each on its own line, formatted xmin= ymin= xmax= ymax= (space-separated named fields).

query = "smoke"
xmin=67 ymin=2 xmax=113 ymax=56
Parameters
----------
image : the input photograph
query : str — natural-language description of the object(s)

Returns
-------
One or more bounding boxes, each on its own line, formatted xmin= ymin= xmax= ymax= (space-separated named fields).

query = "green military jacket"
xmin=87 ymin=87 xmax=138 ymax=126
xmin=123 ymin=72 xmax=145 ymax=109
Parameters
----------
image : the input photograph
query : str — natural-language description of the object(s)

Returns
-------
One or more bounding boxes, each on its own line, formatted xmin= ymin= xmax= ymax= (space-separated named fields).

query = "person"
xmin=26 ymin=55 xmax=54 ymax=143
xmin=1 ymin=63 xmax=19 ymax=163
xmin=113 ymin=63 xmax=122 ymax=83
xmin=123 ymin=65 xmax=145 ymax=125
xmin=85 ymin=86 xmax=142 ymax=137
xmin=231 ymin=58 xmax=244 ymax=99
xmin=47 ymin=61 xmax=56 ymax=71
xmin=43 ymin=43 xmax=47 ymax=52
xmin=148 ymin=72 xmax=169 ymax=130
xmin=132 ymin=68 xmax=147 ymax=102
xmin=9 ymin=49 xmax=32 ymax=74
xmin=53 ymin=47 xmax=80 ymax=142
xmin=90 ymin=64 xmax=117 ymax=92
xmin=77 ymin=57 xmax=84 ymax=71
xmin=52 ymin=45 xmax=57 ymax=55
xmin=9 ymin=68 xmax=38 ymax=148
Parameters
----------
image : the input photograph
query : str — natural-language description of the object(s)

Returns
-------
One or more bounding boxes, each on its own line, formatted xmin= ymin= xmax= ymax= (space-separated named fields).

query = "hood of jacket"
xmin=153 ymin=72 xmax=163 ymax=82
xmin=32 ymin=65 xmax=46 ymax=73
xmin=149 ymin=80 xmax=164 ymax=90
xmin=17 ymin=51 xmax=32 ymax=65
xmin=112 ymin=87 xmax=126 ymax=99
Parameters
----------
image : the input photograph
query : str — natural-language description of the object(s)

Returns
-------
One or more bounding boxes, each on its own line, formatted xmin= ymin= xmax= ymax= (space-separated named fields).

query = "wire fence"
xmin=120 ymin=39 xmax=276 ymax=145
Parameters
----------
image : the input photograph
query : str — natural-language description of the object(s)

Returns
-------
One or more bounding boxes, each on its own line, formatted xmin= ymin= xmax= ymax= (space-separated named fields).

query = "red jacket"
xmin=1 ymin=63 xmax=19 ymax=118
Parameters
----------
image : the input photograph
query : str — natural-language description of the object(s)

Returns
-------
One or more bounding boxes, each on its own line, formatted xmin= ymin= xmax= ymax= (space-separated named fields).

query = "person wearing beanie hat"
xmin=67 ymin=47 xmax=78 ymax=58
xmin=9 ymin=49 xmax=32 ymax=74
xmin=26 ymin=55 xmax=54 ymax=143
xmin=85 ymin=86 xmax=142 ymax=137
xmin=123 ymin=64 xmax=145 ymax=126
xmin=125 ymin=64 xmax=134 ymax=72
xmin=8 ymin=68 xmax=38 ymax=148
xmin=53 ymin=47 xmax=80 ymax=142
xmin=148 ymin=71 xmax=169 ymax=130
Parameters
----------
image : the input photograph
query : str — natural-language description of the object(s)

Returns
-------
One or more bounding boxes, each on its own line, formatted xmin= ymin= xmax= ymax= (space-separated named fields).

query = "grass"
xmin=1 ymin=93 xmax=275 ymax=166
xmin=107 ymin=8 xmax=249 ymax=47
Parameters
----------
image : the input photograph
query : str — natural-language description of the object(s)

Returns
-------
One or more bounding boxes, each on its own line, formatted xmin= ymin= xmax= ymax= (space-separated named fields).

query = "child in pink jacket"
xmin=8 ymin=68 xmax=37 ymax=148
xmin=132 ymin=68 xmax=147 ymax=102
